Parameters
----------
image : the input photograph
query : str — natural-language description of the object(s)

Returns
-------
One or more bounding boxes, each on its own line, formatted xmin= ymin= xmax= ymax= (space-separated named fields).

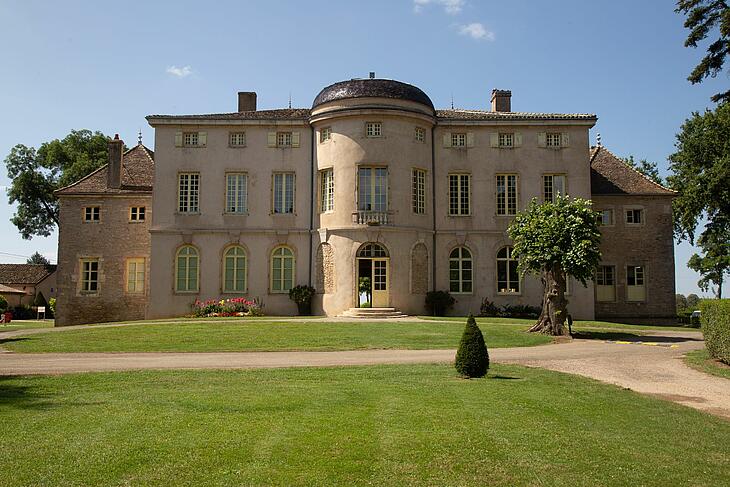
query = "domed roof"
xmin=312 ymin=78 xmax=434 ymax=110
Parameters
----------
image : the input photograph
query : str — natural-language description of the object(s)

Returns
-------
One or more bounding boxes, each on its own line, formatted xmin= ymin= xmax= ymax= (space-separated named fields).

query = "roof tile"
xmin=0 ymin=264 xmax=56 ymax=285
xmin=590 ymin=146 xmax=675 ymax=196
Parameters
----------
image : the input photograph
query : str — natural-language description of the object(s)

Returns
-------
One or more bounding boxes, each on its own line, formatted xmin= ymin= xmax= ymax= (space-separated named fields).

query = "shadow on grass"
xmin=571 ymin=331 xmax=702 ymax=343
xmin=0 ymin=337 xmax=29 ymax=346
xmin=489 ymin=375 xmax=522 ymax=380
xmin=0 ymin=376 xmax=57 ymax=410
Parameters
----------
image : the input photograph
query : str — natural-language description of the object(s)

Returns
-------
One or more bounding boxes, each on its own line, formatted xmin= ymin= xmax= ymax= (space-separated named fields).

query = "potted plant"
xmin=289 ymin=285 xmax=316 ymax=316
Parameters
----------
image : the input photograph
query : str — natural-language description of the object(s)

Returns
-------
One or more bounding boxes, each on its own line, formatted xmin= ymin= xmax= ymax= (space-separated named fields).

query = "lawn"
xmin=0 ymin=319 xmax=554 ymax=353
xmin=420 ymin=316 xmax=694 ymax=332
xmin=684 ymin=349 xmax=730 ymax=379
xmin=1 ymin=364 xmax=728 ymax=486
xmin=0 ymin=319 xmax=54 ymax=333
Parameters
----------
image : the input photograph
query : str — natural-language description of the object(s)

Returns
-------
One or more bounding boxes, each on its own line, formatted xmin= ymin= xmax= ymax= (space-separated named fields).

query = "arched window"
xmin=357 ymin=243 xmax=388 ymax=258
xmin=175 ymin=245 xmax=199 ymax=292
xmin=271 ymin=246 xmax=295 ymax=292
xmin=497 ymin=246 xmax=520 ymax=294
xmin=223 ymin=246 xmax=247 ymax=292
xmin=449 ymin=247 xmax=472 ymax=293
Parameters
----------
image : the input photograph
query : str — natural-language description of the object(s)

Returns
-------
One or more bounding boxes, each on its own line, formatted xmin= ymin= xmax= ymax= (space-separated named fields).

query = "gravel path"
xmin=1 ymin=327 xmax=727 ymax=418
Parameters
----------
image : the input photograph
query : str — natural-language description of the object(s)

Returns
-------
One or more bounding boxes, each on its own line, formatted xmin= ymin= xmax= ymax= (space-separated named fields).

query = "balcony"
xmin=353 ymin=211 xmax=389 ymax=225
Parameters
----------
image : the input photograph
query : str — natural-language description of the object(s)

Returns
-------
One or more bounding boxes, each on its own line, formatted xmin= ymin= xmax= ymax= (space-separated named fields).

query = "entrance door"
xmin=371 ymin=258 xmax=389 ymax=307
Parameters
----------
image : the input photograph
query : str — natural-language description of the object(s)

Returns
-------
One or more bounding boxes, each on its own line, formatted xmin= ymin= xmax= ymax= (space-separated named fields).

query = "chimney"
xmin=107 ymin=134 xmax=123 ymax=189
xmin=369 ymin=71 xmax=376 ymax=79
xmin=491 ymin=89 xmax=512 ymax=112
xmin=238 ymin=92 xmax=257 ymax=112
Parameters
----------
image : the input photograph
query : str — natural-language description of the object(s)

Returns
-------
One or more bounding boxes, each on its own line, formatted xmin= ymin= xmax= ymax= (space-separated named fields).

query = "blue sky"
xmin=0 ymin=0 xmax=725 ymax=296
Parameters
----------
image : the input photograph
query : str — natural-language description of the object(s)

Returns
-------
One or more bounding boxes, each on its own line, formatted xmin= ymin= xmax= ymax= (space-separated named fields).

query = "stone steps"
xmin=341 ymin=307 xmax=410 ymax=319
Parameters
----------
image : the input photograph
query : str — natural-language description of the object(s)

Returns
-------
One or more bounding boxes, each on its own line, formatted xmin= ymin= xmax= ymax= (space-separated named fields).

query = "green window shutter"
xmin=561 ymin=133 xmax=570 ymax=147
xmin=291 ymin=132 xmax=300 ymax=148
xmin=443 ymin=133 xmax=452 ymax=148
xmin=514 ymin=133 xmax=523 ymax=147
xmin=490 ymin=133 xmax=499 ymax=148
xmin=537 ymin=133 xmax=547 ymax=148
xmin=466 ymin=132 xmax=475 ymax=148
xmin=175 ymin=131 xmax=183 ymax=147
xmin=198 ymin=132 xmax=207 ymax=147
xmin=267 ymin=132 xmax=277 ymax=148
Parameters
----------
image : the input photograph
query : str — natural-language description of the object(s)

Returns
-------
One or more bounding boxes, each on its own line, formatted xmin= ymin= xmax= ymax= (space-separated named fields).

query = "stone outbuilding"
xmin=0 ymin=264 xmax=57 ymax=307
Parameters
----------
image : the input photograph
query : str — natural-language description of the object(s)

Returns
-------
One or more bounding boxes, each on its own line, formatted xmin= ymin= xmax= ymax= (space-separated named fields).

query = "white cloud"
xmin=458 ymin=22 xmax=494 ymax=41
xmin=166 ymin=65 xmax=193 ymax=78
xmin=413 ymin=0 xmax=465 ymax=15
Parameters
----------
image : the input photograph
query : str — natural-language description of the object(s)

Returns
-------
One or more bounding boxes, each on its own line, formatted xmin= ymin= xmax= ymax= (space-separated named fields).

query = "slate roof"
xmin=436 ymin=109 xmax=597 ymax=121
xmin=312 ymin=79 xmax=435 ymax=110
xmin=590 ymin=145 xmax=676 ymax=196
xmin=55 ymin=143 xmax=155 ymax=195
xmin=146 ymin=109 xmax=311 ymax=122
xmin=0 ymin=264 xmax=57 ymax=285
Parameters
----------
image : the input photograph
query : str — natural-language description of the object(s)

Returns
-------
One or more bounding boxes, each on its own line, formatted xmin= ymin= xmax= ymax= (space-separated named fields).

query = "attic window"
xmin=183 ymin=132 xmax=199 ymax=147
xmin=83 ymin=206 xmax=100 ymax=222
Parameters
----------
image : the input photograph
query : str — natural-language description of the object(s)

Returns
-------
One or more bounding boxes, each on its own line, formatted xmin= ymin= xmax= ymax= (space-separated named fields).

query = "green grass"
xmin=684 ymin=349 xmax=730 ymax=379
xmin=420 ymin=316 xmax=694 ymax=332
xmin=0 ymin=320 xmax=553 ymax=353
xmin=0 ymin=319 xmax=54 ymax=332
xmin=1 ymin=365 xmax=728 ymax=486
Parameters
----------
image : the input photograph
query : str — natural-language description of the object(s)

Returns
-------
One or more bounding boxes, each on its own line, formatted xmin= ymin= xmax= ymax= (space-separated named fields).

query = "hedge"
xmin=700 ymin=299 xmax=730 ymax=365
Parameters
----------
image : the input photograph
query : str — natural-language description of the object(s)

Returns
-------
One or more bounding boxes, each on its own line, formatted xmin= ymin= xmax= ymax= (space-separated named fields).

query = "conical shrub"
xmin=455 ymin=315 xmax=489 ymax=378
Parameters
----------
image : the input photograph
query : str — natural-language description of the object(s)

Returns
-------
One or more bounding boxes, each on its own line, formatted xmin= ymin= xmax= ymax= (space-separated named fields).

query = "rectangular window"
xmin=448 ymin=173 xmax=471 ymax=216
xmin=597 ymin=209 xmax=614 ymax=226
xmin=415 ymin=127 xmax=425 ymax=142
xmin=126 ymin=258 xmax=145 ymax=293
xmin=365 ymin=122 xmax=382 ymax=138
xmin=273 ymin=172 xmax=295 ymax=214
xmin=626 ymin=209 xmax=644 ymax=224
xmin=83 ymin=206 xmax=100 ymax=222
xmin=627 ymin=265 xmax=646 ymax=301
xmin=178 ymin=173 xmax=200 ymax=213
xmin=320 ymin=169 xmax=334 ymax=212
xmin=412 ymin=169 xmax=426 ymax=214
xmin=358 ymin=167 xmax=388 ymax=212
xmin=320 ymin=127 xmax=331 ymax=143
xmin=498 ymin=133 xmax=514 ymax=148
xmin=129 ymin=206 xmax=145 ymax=222
xmin=543 ymin=174 xmax=566 ymax=202
xmin=277 ymin=132 xmax=292 ymax=147
xmin=546 ymin=133 xmax=562 ymax=148
xmin=80 ymin=259 xmax=99 ymax=293
xmin=596 ymin=265 xmax=616 ymax=302
xmin=229 ymin=132 xmax=246 ymax=147
xmin=496 ymin=174 xmax=518 ymax=215
xmin=225 ymin=173 xmax=248 ymax=214
xmin=451 ymin=133 xmax=466 ymax=148
xmin=183 ymin=132 xmax=199 ymax=147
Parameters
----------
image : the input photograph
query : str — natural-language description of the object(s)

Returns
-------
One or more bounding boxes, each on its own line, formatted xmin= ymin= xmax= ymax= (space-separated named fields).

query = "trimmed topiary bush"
xmin=425 ymin=290 xmax=455 ymax=316
xmin=455 ymin=315 xmax=489 ymax=378
xmin=700 ymin=299 xmax=730 ymax=365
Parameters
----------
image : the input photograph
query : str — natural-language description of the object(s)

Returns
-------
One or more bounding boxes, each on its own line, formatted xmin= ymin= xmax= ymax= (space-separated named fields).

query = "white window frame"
xmin=625 ymin=208 xmax=644 ymax=225
xmin=449 ymin=247 xmax=473 ymax=294
xmin=627 ymin=265 xmax=646 ymax=302
xmin=175 ymin=245 xmax=199 ymax=293
xmin=270 ymin=246 xmax=295 ymax=293
xmin=415 ymin=127 xmax=425 ymax=143
xmin=543 ymin=174 xmax=567 ymax=203
xmin=223 ymin=246 xmax=247 ymax=293
xmin=183 ymin=132 xmax=199 ymax=147
xmin=320 ymin=127 xmax=332 ymax=143
xmin=596 ymin=265 xmax=616 ymax=302
xmin=178 ymin=172 xmax=200 ymax=213
xmin=448 ymin=173 xmax=471 ymax=216
xmin=129 ymin=206 xmax=145 ymax=222
xmin=498 ymin=132 xmax=514 ymax=148
xmin=597 ymin=209 xmax=614 ymax=226
xmin=83 ymin=206 xmax=100 ymax=222
xmin=412 ymin=168 xmax=426 ymax=215
xmin=497 ymin=246 xmax=520 ymax=294
xmin=229 ymin=132 xmax=246 ymax=147
xmin=225 ymin=173 xmax=248 ymax=214
xmin=277 ymin=132 xmax=292 ymax=148
xmin=357 ymin=166 xmax=388 ymax=212
xmin=365 ymin=122 xmax=382 ymax=138
xmin=546 ymin=132 xmax=562 ymax=148
xmin=451 ymin=132 xmax=466 ymax=148
xmin=320 ymin=168 xmax=334 ymax=213
xmin=496 ymin=174 xmax=518 ymax=216
xmin=272 ymin=172 xmax=295 ymax=214
xmin=126 ymin=258 xmax=145 ymax=294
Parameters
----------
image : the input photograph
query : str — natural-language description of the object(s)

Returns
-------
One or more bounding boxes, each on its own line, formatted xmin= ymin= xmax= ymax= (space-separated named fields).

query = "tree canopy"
xmin=26 ymin=252 xmax=51 ymax=265
xmin=687 ymin=226 xmax=730 ymax=298
xmin=622 ymin=156 xmax=664 ymax=185
xmin=508 ymin=196 xmax=602 ymax=335
xmin=5 ymin=130 xmax=111 ymax=239
xmin=676 ymin=0 xmax=730 ymax=103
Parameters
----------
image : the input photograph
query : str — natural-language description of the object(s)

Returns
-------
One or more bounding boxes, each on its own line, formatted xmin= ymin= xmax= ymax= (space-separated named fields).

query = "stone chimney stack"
xmin=107 ymin=134 xmax=123 ymax=189
xmin=491 ymin=89 xmax=512 ymax=112
xmin=238 ymin=92 xmax=257 ymax=112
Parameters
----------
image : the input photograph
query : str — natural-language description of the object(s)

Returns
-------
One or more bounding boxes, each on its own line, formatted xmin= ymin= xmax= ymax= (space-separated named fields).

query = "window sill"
xmin=181 ymin=145 xmax=206 ymax=149
xmin=228 ymin=145 xmax=247 ymax=149
xmin=222 ymin=290 xmax=248 ymax=294
xmin=82 ymin=221 xmax=101 ymax=224
xmin=174 ymin=291 xmax=200 ymax=295
xmin=271 ymin=212 xmax=297 ymax=216
xmin=128 ymin=220 xmax=146 ymax=224
xmin=79 ymin=291 xmax=99 ymax=296
xmin=447 ymin=214 xmax=472 ymax=218
xmin=223 ymin=212 xmax=249 ymax=216
xmin=497 ymin=292 xmax=522 ymax=296
xmin=175 ymin=212 xmax=202 ymax=216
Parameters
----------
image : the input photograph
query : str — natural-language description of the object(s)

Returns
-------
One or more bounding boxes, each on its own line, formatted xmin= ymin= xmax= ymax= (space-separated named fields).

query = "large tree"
xmin=687 ymin=226 xmax=730 ymax=297
xmin=508 ymin=196 xmax=602 ymax=336
xmin=26 ymin=252 xmax=51 ymax=265
xmin=622 ymin=156 xmax=664 ymax=185
xmin=5 ymin=130 xmax=111 ymax=239
xmin=676 ymin=0 xmax=730 ymax=103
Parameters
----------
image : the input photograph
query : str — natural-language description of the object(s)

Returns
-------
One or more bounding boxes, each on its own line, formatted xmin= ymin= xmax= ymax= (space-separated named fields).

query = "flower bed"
xmin=192 ymin=297 xmax=264 ymax=318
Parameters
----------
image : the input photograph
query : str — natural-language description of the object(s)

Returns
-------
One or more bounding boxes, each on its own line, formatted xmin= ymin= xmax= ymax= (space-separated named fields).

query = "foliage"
xmin=687 ymin=226 xmax=730 ymax=298
xmin=48 ymin=297 xmax=56 ymax=315
xmin=621 ymin=156 xmax=664 ymax=185
xmin=454 ymin=315 xmax=489 ymax=378
xmin=425 ymin=290 xmax=456 ymax=316
xmin=700 ymin=299 xmax=730 ymax=364
xmin=360 ymin=301 xmax=371 ymax=308
xmin=191 ymin=297 xmax=264 ymax=318
xmin=26 ymin=252 xmax=51 ymax=265
xmin=667 ymin=103 xmax=730 ymax=244
xmin=288 ymin=285 xmax=315 ymax=304
xmin=4 ymin=129 xmax=112 ymax=239
xmin=33 ymin=291 xmax=47 ymax=308
xmin=687 ymin=293 xmax=702 ymax=309
xmin=676 ymin=293 xmax=689 ymax=312
xmin=676 ymin=0 xmax=730 ymax=103
xmin=11 ymin=305 xmax=33 ymax=320
xmin=0 ymin=294 xmax=7 ymax=312
xmin=479 ymin=298 xmax=541 ymax=318
xmin=358 ymin=277 xmax=372 ymax=304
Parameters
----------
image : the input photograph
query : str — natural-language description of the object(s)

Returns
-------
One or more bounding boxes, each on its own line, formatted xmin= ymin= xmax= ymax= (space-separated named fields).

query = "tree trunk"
xmin=528 ymin=263 xmax=569 ymax=336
